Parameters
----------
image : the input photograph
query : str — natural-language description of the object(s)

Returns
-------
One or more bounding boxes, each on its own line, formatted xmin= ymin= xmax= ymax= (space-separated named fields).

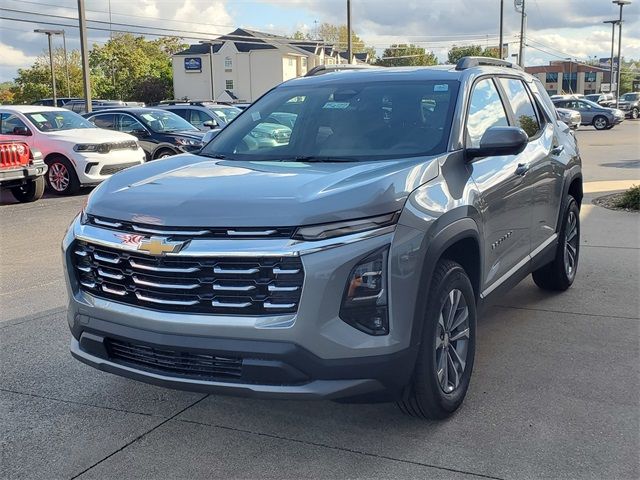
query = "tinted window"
xmin=466 ymin=78 xmax=509 ymax=148
xmin=202 ymin=81 xmax=460 ymax=161
xmin=189 ymin=109 xmax=213 ymax=128
xmin=90 ymin=114 xmax=116 ymax=129
xmin=498 ymin=78 xmax=541 ymax=138
xmin=0 ymin=113 xmax=28 ymax=134
xmin=118 ymin=114 xmax=145 ymax=133
xmin=168 ymin=108 xmax=187 ymax=120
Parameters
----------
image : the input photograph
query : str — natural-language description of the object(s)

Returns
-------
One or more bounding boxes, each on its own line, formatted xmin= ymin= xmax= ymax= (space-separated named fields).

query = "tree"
xmin=376 ymin=44 xmax=437 ymax=67
xmin=0 ymin=81 xmax=15 ymax=104
xmin=315 ymin=23 xmax=376 ymax=59
xmin=446 ymin=45 xmax=500 ymax=64
xmin=90 ymin=33 xmax=186 ymax=103
xmin=291 ymin=31 xmax=311 ymax=40
xmin=619 ymin=60 xmax=638 ymax=94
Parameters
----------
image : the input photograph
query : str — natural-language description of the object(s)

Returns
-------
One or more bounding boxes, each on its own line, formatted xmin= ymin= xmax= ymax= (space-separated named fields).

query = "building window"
xmin=562 ymin=72 xmax=577 ymax=93
xmin=225 ymin=79 xmax=234 ymax=90
xmin=546 ymin=72 xmax=558 ymax=83
xmin=288 ymin=58 xmax=294 ymax=67
xmin=584 ymin=72 xmax=597 ymax=83
xmin=302 ymin=57 xmax=307 ymax=67
xmin=224 ymin=57 xmax=232 ymax=71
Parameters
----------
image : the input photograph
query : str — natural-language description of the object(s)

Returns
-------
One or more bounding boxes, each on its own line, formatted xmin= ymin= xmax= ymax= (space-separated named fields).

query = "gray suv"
xmin=62 ymin=57 xmax=583 ymax=419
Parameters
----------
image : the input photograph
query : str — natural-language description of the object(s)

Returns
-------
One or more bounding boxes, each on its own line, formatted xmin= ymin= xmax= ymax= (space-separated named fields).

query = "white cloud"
xmin=0 ymin=42 xmax=38 ymax=68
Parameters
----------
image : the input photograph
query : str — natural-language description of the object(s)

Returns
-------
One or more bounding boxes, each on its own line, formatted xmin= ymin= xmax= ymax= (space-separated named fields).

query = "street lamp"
xmin=34 ymin=29 xmax=65 ymax=105
xmin=565 ymin=57 xmax=574 ymax=94
xmin=603 ymin=20 xmax=620 ymax=95
xmin=612 ymin=0 xmax=631 ymax=107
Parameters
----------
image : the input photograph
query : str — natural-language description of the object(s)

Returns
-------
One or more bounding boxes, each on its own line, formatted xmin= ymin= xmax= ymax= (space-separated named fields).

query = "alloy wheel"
xmin=435 ymin=289 xmax=470 ymax=394
xmin=49 ymin=162 xmax=70 ymax=192
xmin=594 ymin=117 xmax=607 ymax=130
xmin=632 ymin=108 xmax=639 ymax=120
xmin=564 ymin=210 xmax=579 ymax=280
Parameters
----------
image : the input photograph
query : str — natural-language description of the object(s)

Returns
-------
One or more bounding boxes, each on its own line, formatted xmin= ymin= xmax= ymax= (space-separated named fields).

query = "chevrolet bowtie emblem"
xmin=137 ymin=236 xmax=186 ymax=255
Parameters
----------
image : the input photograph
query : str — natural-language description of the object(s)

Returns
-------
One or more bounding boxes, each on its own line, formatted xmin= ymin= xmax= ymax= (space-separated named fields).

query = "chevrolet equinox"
xmin=63 ymin=57 xmax=583 ymax=419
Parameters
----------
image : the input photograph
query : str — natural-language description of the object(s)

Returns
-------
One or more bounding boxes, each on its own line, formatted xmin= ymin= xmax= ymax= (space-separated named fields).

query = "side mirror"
xmin=202 ymin=129 xmax=220 ymax=144
xmin=466 ymin=126 xmax=528 ymax=160
xmin=203 ymin=120 xmax=218 ymax=129
xmin=13 ymin=126 xmax=32 ymax=136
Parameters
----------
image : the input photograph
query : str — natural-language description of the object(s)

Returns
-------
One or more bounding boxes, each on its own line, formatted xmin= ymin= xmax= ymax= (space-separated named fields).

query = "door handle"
xmin=551 ymin=145 xmax=565 ymax=155
xmin=515 ymin=163 xmax=529 ymax=176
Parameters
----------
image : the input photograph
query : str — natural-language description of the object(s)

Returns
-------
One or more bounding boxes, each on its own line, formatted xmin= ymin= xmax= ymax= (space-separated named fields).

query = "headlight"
xmin=175 ymin=137 xmax=202 ymax=147
xmin=74 ymin=143 xmax=108 ymax=153
xmin=340 ymin=247 xmax=389 ymax=336
xmin=293 ymin=212 xmax=399 ymax=241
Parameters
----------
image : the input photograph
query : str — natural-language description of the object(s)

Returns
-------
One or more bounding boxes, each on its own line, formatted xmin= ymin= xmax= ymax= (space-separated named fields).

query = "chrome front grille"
xmin=85 ymin=214 xmax=296 ymax=239
xmin=73 ymin=241 xmax=304 ymax=315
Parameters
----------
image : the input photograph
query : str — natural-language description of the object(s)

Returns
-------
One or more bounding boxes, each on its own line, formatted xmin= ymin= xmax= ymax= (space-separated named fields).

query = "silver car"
xmin=556 ymin=107 xmax=581 ymax=129
xmin=553 ymin=98 xmax=624 ymax=130
xmin=62 ymin=57 xmax=583 ymax=419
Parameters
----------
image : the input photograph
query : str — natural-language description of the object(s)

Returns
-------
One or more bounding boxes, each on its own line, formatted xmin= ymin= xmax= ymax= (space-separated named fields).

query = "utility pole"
xmin=517 ymin=0 xmax=526 ymax=67
xmin=346 ymin=0 xmax=352 ymax=64
xmin=613 ymin=0 xmax=631 ymax=107
xmin=77 ymin=0 xmax=92 ymax=113
xmin=499 ymin=0 xmax=504 ymax=59
xmin=61 ymin=30 xmax=70 ymax=98
xmin=603 ymin=20 xmax=619 ymax=94
xmin=34 ymin=29 xmax=62 ymax=105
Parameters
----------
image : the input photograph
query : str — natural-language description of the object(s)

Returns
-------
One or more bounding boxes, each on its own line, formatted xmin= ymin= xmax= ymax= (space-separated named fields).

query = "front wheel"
xmin=631 ymin=108 xmax=639 ymax=120
xmin=10 ymin=176 xmax=45 ymax=202
xmin=593 ymin=115 xmax=609 ymax=130
xmin=46 ymin=156 xmax=80 ymax=195
xmin=397 ymin=259 xmax=477 ymax=420
xmin=532 ymin=196 xmax=580 ymax=291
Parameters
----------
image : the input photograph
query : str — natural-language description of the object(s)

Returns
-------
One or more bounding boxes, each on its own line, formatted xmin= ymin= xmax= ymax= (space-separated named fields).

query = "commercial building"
xmin=172 ymin=28 xmax=368 ymax=103
xmin=525 ymin=61 xmax=609 ymax=96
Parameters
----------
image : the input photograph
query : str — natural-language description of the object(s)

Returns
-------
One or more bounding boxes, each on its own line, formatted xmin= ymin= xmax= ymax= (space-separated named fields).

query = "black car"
xmin=84 ymin=108 xmax=205 ymax=160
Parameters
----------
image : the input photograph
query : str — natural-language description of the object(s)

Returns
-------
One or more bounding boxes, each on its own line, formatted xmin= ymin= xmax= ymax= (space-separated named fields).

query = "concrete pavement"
xmin=1 ymin=121 xmax=638 ymax=479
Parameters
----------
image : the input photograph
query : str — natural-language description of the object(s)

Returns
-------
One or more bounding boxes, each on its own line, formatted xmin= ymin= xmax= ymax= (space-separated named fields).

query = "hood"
xmin=87 ymin=154 xmax=441 ymax=227
xmin=166 ymin=130 xmax=205 ymax=140
xmin=45 ymin=128 xmax=136 ymax=143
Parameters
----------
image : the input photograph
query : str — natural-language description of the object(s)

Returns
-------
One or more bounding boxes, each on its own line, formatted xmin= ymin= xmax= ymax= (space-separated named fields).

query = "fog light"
xmin=340 ymin=247 xmax=389 ymax=336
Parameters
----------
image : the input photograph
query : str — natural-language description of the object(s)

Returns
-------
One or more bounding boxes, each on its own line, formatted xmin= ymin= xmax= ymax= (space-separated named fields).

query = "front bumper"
xmin=63 ymin=217 xmax=427 ymax=400
xmin=0 ymin=162 xmax=47 ymax=186
xmin=68 ymin=148 xmax=146 ymax=185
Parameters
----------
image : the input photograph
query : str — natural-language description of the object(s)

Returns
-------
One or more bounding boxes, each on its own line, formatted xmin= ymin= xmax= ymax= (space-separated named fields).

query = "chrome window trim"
xmin=74 ymin=221 xmax=395 ymax=257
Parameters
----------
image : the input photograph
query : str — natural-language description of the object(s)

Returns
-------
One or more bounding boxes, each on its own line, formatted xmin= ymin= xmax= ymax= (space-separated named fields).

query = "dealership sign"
xmin=184 ymin=57 xmax=202 ymax=72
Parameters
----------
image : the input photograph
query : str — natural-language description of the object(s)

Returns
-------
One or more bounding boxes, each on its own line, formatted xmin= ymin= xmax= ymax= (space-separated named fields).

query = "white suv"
xmin=0 ymin=106 xmax=146 ymax=195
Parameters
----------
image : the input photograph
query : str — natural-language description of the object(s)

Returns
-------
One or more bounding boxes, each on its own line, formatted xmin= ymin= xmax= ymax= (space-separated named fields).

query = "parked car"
xmin=84 ymin=108 xmax=205 ymax=160
xmin=0 ymin=106 xmax=145 ymax=195
xmin=155 ymin=102 xmax=242 ymax=130
xmin=63 ymin=56 xmax=583 ymax=420
xmin=64 ymin=100 xmax=128 ymax=115
xmin=556 ymin=107 xmax=581 ymax=129
xmin=617 ymin=92 xmax=639 ymax=119
xmin=584 ymin=93 xmax=616 ymax=108
xmin=552 ymin=98 xmax=624 ymax=130
xmin=0 ymin=141 xmax=47 ymax=202
xmin=33 ymin=97 xmax=82 ymax=107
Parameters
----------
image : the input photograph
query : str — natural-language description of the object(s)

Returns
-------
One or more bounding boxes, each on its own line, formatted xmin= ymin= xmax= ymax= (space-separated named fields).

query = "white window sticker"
xmin=251 ymin=112 xmax=261 ymax=121
xmin=31 ymin=113 xmax=48 ymax=122
xmin=141 ymin=113 xmax=156 ymax=122
xmin=434 ymin=84 xmax=449 ymax=92
xmin=322 ymin=101 xmax=350 ymax=109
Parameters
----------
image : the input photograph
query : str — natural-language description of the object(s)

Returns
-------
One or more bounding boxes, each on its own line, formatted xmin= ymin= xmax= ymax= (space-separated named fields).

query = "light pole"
xmin=613 ymin=0 xmax=631 ymax=107
xmin=346 ymin=0 xmax=352 ymax=64
xmin=77 ymin=0 xmax=92 ymax=113
xmin=34 ymin=29 xmax=63 ymax=105
xmin=499 ymin=0 xmax=504 ymax=59
xmin=515 ymin=0 xmax=526 ymax=67
xmin=199 ymin=41 xmax=217 ymax=100
xmin=603 ymin=20 xmax=619 ymax=95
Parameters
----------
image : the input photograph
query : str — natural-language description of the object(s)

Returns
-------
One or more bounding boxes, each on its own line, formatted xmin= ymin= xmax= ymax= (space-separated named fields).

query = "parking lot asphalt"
xmin=1 ymin=121 xmax=639 ymax=480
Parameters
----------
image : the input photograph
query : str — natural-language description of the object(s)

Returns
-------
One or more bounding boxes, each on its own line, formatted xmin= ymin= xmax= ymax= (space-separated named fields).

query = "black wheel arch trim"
xmin=556 ymin=168 xmax=583 ymax=232
xmin=151 ymin=143 xmax=179 ymax=158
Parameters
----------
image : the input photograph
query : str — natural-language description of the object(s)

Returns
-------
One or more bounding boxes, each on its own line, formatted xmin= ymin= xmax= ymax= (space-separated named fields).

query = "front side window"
xmin=210 ymin=107 xmax=240 ymax=123
xmin=25 ymin=110 xmax=94 ymax=132
xmin=201 ymin=80 xmax=460 ymax=161
xmin=466 ymin=78 xmax=509 ymax=148
xmin=136 ymin=110 xmax=198 ymax=133
xmin=118 ymin=114 xmax=145 ymax=133
xmin=498 ymin=78 xmax=541 ymax=138
xmin=189 ymin=109 xmax=213 ymax=128
xmin=0 ymin=113 xmax=28 ymax=134
xmin=89 ymin=114 xmax=115 ymax=129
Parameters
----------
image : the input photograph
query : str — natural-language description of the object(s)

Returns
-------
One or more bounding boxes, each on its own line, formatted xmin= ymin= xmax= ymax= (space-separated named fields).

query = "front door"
xmin=466 ymin=78 xmax=533 ymax=291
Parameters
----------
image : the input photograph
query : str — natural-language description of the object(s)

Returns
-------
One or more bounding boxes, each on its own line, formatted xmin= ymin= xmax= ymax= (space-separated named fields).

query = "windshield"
xmin=585 ymin=95 xmax=600 ymax=102
xmin=25 ymin=110 xmax=95 ymax=132
xmin=137 ymin=110 xmax=199 ymax=133
xmin=622 ymin=93 xmax=639 ymax=101
xmin=201 ymin=80 xmax=460 ymax=161
xmin=210 ymin=106 xmax=241 ymax=123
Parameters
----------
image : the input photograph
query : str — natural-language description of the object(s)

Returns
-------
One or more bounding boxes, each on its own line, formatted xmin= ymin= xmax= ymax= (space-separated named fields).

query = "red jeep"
xmin=0 ymin=141 xmax=47 ymax=203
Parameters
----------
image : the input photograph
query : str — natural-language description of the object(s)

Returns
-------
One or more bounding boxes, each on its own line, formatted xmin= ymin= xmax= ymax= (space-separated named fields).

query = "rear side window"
xmin=466 ymin=78 xmax=509 ymax=148
xmin=0 ymin=114 xmax=28 ymax=134
xmin=498 ymin=78 xmax=541 ymax=138
xmin=90 ymin=114 xmax=116 ymax=129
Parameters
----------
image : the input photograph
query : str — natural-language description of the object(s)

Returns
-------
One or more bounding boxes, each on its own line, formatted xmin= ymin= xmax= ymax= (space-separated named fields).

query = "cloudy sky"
xmin=1 ymin=0 xmax=639 ymax=82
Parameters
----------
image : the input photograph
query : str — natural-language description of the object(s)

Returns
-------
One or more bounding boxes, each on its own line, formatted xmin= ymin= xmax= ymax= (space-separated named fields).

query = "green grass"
xmin=614 ymin=185 xmax=640 ymax=210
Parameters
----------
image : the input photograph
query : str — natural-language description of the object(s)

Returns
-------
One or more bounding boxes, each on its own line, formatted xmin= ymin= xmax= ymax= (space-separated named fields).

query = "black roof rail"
xmin=455 ymin=56 xmax=523 ymax=71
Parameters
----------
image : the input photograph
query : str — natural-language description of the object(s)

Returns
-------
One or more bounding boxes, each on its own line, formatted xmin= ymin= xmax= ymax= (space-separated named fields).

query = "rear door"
xmin=466 ymin=78 xmax=532 ymax=291
xmin=497 ymin=77 xmax=562 ymax=253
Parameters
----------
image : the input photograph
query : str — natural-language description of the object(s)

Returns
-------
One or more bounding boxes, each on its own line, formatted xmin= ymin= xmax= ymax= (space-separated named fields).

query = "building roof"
xmin=174 ymin=43 xmax=222 ymax=56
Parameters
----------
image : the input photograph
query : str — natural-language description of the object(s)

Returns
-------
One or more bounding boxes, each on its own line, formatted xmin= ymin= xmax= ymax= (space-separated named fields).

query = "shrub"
xmin=614 ymin=185 xmax=640 ymax=210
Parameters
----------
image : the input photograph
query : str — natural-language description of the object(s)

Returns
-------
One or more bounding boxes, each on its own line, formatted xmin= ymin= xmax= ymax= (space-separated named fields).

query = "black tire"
xmin=154 ymin=148 xmax=175 ymax=160
xmin=593 ymin=115 xmax=609 ymax=130
xmin=632 ymin=108 xmax=639 ymax=120
xmin=45 ymin=156 xmax=80 ymax=195
xmin=532 ymin=196 xmax=580 ymax=291
xmin=397 ymin=259 xmax=477 ymax=420
xmin=10 ymin=176 xmax=45 ymax=203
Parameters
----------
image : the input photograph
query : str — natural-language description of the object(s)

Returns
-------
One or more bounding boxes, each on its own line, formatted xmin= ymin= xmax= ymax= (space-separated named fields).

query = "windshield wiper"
xmin=199 ymin=152 xmax=228 ymax=159
xmin=287 ymin=156 xmax=355 ymax=163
